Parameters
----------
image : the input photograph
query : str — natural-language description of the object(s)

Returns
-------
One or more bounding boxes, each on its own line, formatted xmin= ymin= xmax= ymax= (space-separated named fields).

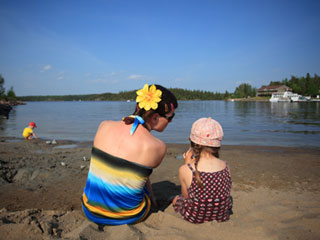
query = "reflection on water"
xmin=0 ymin=101 xmax=319 ymax=147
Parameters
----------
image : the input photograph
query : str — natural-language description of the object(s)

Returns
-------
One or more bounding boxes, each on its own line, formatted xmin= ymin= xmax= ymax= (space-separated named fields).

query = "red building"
xmin=256 ymin=85 xmax=292 ymax=96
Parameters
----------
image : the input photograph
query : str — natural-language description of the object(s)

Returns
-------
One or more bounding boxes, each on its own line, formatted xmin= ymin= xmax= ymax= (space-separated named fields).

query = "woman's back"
xmin=82 ymin=84 xmax=178 ymax=226
xmin=93 ymin=120 xmax=166 ymax=168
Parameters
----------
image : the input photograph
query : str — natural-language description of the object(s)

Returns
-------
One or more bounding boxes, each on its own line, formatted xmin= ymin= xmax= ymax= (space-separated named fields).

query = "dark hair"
xmin=190 ymin=140 xmax=220 ymax=188
xmin=123 ymin=84 xmax=178 ymax=126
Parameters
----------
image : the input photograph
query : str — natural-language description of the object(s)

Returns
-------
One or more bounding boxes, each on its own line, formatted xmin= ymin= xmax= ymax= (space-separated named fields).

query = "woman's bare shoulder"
xmin=153 ymin=137 xmax=167 ymax=155
xmin=98 ymin=120 xmax=118 ymax=129
xmin=139 ymin=136 xmax=167 ymax=168
xmin=94 ymin=121 xmax=122 ymax=145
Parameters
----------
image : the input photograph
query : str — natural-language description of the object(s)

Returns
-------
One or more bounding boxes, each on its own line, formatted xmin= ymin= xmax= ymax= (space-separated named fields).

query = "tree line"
xmin=0 ymin=74 xmax=17 ymax=102
xmin=269 ymin=73 xmax=320 ymax=97
xmin=18 ymin=88 xmax=237 ymax=101
xmin=16 ymin=81 xmax=257 ymax=101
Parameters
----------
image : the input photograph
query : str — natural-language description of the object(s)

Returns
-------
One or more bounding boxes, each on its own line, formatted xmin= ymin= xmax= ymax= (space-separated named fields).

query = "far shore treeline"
xmin=18 ymin=88 xmax=231 ymax=102
xmin=2 ymin=73 xmax=320 ymax=102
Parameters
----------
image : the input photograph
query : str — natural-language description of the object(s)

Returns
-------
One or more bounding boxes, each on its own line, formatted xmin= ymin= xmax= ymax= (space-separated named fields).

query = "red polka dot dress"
xmin=174 ymin=163 xmax=232 ymax=223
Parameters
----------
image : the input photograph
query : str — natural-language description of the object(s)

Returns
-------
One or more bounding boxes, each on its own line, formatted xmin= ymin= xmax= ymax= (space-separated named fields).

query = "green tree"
xmin=0 ymin=74 xmax=5 ymax=99
xmin=270 ymin=73 xmax=320 ymax=97
xmin=269 ymin=81 xmax=281 ymax=86
xmin=7 ymin=87 xmax=17 ymax=101
xmin=224 ymin=90 xmax=230 ymax=99
xmin=233 ymin=83 xmax=256 ymax=98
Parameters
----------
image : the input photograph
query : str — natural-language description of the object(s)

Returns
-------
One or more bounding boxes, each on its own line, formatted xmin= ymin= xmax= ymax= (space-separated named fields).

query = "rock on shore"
xmin=0 ymin=101 xmax=25 ymax=119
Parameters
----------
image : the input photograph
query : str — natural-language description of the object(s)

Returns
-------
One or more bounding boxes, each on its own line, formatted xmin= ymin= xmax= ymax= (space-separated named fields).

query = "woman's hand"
xmin=183 ymin=148 xmax=195 ymax=164
xmin=146 ymin=178 xmax=158 ymax=208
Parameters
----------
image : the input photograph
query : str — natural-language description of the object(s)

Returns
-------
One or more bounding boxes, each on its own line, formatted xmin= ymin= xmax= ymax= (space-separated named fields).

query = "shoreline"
xmin=2 ymin=135 xmax=320 ymax=150
xmin=0 ymin=137 xmax=319 ymax=239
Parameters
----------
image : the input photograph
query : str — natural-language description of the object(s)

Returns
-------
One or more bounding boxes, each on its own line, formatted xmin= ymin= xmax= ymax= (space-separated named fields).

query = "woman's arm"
xmin=146 ymin=177 xmax=158 ymax=207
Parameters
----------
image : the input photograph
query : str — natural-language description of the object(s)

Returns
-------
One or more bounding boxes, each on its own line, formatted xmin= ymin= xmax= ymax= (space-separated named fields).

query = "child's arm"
xmin=172 ymin=165 xmax=189 ymax=206
xmin=179 ymin=165 xmax=190 ymax=199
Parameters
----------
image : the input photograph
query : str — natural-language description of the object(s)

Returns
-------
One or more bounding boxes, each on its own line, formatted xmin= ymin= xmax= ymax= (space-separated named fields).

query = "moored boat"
xmin=269 ymin=91 xmax=310 ymax=102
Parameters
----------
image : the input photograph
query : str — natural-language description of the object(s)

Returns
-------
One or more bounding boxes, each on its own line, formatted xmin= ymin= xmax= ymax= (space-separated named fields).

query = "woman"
xmin=172 ymin=117 xmax=232 ymax=223
xmin=81 ymin=84 xmax=178 ymax=225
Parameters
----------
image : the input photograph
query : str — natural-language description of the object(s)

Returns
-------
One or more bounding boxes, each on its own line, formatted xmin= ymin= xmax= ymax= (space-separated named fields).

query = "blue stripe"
xmin=84 ymin=173 xmax=144 ymax=210
xmin=87 ymin=172 xmax=142 ymax=195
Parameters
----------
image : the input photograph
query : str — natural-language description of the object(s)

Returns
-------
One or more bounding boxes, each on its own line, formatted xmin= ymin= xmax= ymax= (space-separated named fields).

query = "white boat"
xmin=269 ymin=91 xmax=300 ymax=102
xmin=290 ymin=95 xmax=311 ymax=102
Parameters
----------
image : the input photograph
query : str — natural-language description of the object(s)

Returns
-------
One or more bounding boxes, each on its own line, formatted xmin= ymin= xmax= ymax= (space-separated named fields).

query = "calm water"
xmin=0 ymin=101 xmax=319 ymax=147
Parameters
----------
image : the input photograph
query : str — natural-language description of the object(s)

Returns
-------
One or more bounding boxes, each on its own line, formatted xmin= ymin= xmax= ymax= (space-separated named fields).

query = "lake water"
xmin=0 ymin=101 xmax=319 ymax=148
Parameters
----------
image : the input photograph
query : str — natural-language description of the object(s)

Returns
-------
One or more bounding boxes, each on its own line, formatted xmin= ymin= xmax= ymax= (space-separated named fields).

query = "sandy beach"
xmin=0 ymin=136 xmax=319 ymax=240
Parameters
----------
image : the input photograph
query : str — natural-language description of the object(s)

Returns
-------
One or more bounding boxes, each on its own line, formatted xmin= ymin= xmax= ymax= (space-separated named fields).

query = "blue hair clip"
xmin=130 ymin=116 xmax=145 ymax=135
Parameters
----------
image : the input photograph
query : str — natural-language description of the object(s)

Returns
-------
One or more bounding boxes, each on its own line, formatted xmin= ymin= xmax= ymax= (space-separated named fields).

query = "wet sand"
xmin=0 ymin=137 xmax=319 ymax=240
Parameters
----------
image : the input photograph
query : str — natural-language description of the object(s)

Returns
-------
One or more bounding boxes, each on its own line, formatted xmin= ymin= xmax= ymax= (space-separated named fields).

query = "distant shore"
xmin=227 ymin=97 xmax=269 ymax=102
xmin=0 ymin=136 xmax=319 ymax=239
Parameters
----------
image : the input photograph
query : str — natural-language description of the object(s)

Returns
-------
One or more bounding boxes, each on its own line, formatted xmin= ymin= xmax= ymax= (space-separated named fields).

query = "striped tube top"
xmin=81 ymin=147 xmax=153 ymax=225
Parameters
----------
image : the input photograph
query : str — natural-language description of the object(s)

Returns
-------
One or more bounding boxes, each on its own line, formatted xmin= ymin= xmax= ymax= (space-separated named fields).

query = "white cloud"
xmin=57 ymin=72 xmax=64 ymax=80
xmin=43 ymin=65 xmax=52 ymax=70
xmin=128 ymin=74 xmax=153 ymax=81
xmin=40 ymin=65 xmax=52 ymax=72
xmin=128 ymin=74 xmax=144 ymax=80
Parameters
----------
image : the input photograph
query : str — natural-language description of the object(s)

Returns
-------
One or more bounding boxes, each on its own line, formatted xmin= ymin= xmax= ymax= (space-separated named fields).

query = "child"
xmin=22 ymin=122 xmax=38 ymax=140
xmin=172 ymin=117 xmax=232 ymax=223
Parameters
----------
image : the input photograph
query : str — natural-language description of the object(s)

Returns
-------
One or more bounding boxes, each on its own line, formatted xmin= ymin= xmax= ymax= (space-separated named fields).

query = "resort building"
xmin=256 ymin=85 xmax=292 ymax=97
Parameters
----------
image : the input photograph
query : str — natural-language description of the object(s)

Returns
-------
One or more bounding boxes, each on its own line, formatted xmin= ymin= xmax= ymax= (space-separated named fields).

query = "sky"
xmin=0 ymin=0 xmax=319 ymax=96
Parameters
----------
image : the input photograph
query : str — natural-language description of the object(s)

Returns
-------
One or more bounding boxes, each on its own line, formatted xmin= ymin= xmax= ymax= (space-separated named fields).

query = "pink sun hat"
xmin=189 ymin=117 xmax=224 ymax=147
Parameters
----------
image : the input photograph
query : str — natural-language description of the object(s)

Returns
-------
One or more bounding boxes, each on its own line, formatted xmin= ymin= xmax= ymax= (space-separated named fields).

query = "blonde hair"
xmin=190 ymin=140 xmax=220 ymax=188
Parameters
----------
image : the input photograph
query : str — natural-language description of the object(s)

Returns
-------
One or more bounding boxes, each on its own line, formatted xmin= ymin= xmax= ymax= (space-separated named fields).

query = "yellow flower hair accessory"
xmin=136 ymin=84 xmax=162 ymax=111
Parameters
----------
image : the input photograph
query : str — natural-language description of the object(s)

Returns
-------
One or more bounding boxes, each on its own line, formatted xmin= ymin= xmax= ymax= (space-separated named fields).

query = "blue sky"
xmin=0 ymin=0 xmax=319 ymax=96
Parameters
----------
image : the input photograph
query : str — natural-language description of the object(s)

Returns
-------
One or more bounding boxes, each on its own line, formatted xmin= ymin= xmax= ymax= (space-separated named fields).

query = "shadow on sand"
xmin=151 ymin=180 xmax=181 ymax=212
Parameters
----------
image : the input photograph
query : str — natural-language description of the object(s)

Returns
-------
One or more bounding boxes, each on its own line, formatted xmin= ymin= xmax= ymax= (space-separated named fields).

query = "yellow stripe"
xmin=90 ymin=163 xmax=146 ymax=189
xmin=82 ymin=193 xmax=147 ymax=218
xmin=91 ymin=157 xmax=146 ymax=181
xmin=134 ymin=195 xmax=151 ymax=223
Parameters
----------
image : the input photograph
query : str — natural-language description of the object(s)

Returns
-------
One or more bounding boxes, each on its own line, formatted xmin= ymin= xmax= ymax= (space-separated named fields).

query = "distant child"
xmin=22 ymin=122 xmax=38 ymax=140
xmin=172 ymin=117 xmax=232 ymax=223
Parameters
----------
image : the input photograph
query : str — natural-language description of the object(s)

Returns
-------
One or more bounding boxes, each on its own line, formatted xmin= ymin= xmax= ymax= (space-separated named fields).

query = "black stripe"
xmin=91 ymin=147 xmax=153 ymax=176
